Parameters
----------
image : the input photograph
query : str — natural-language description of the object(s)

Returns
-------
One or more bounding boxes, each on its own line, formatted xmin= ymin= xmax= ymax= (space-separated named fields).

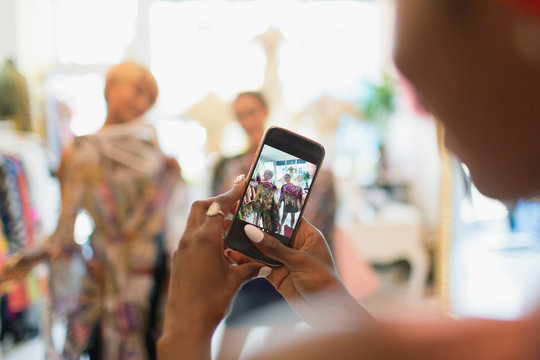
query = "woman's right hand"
xmin=226 ymin=219 xmax=373 ymax=328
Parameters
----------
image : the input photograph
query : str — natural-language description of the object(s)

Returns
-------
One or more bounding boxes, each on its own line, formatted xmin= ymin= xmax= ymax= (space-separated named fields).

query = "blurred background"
xmin=1 ymin=0 xmax=539 ymax=359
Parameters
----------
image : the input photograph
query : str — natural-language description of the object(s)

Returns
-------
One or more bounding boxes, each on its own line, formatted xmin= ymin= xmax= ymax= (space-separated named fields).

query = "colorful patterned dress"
xmin=254 ymin=181 xmax=279 ymax=233
xmin=47 ymin=121 xmax=181 ymax=359
xmin=279 ymin=183 xmax=303 ymax=214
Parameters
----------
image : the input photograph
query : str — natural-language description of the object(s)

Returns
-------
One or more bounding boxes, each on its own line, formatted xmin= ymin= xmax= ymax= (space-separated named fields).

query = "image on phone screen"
xmin=236 ymin=144 xmax=317 ymax=240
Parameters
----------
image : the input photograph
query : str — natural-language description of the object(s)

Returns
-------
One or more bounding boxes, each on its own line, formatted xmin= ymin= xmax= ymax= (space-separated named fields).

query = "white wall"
xmin=0 ymin=0 xmax=55 ymax=75
xmin=0 ymin=0 xmax=18 ymax=64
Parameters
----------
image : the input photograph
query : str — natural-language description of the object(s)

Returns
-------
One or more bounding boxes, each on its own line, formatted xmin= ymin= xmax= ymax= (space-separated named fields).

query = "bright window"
xmin=55 ymin=0 xmax=138 ymax=64
xmin=150 ymin=0 xmax=380 ymax=115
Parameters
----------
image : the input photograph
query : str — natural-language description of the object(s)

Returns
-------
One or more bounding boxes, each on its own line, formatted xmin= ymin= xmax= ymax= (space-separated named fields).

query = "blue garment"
xmin=225 ymin=278 xmax=295 ymax=327
xmin=0 ymin=155 xmax=26 ymax=253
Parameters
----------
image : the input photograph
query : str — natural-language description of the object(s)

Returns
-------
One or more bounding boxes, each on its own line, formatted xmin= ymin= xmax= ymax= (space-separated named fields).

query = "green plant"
xmin=362 ymin=73 xmax=396 ymax=129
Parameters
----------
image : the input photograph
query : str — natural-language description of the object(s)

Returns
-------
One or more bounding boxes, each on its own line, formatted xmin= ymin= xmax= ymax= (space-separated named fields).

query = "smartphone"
xmin=225 ymin=127 xmax=325 ymax=266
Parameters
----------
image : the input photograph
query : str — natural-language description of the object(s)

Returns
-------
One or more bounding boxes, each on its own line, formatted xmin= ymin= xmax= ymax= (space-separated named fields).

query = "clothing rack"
xmin=0 ymin=121 xmax=58 ymax=345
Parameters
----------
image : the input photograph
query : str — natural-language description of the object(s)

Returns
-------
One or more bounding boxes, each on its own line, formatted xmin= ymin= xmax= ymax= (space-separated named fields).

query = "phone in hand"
xmin=225 ymin=127 xmax=325 ymax=266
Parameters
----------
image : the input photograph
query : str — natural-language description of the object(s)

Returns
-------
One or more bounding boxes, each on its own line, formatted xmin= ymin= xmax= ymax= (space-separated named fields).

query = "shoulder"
xmin=218 ymin=152 xmax=248 ymax=166
xmin=214 ymin=156 xmax=229 ymax=172
xmin=61 ymin=136 xmax=100 ymax=168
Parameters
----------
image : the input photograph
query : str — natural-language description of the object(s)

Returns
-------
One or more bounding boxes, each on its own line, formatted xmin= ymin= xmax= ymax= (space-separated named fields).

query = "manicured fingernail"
xmin=233 ymin=174 xmax=246 ymax=184
xmin=224 ymin=249 xmax=238 ymax=265
xmin=257 ymin=266 xmax=272 ymax=278
xmin=244 ymin=225 xmax=264 ymax=243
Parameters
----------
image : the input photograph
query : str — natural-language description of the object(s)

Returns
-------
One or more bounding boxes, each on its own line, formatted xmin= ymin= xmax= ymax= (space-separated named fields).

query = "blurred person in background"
xmin=160 ymin=0 xmax=540 ymax=359
xmin=278 ymin=174 xmax=302 ymax=235
xmin=212 ymin=91 xmax=337 ymax=359
xmin=212 ymin=92 xmax=296 ymax=360
xmin=4 ymin=61 xmax=184 ymax=359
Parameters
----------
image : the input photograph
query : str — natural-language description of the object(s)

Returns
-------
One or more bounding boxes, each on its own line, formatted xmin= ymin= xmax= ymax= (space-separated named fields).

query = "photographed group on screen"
xmin=237 ymin=145 xmax=316 ymax=238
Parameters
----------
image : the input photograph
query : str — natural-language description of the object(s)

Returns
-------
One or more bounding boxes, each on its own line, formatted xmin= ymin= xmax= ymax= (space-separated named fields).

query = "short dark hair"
xmin=284 ymin=174 xmax=291 ymax=180
xmin=235 ymin=91 xmax=268 ymax=110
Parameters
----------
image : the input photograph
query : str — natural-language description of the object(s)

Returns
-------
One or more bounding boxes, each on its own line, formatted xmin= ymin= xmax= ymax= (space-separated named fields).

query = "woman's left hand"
xmin=159 ymin=178 xmax=267 ymax=359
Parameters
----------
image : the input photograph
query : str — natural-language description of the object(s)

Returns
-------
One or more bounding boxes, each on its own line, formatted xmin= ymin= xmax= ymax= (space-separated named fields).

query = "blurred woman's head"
xmin=233 ymin=92 xmax=268 ymax=147
xmin=394 ymin=0 xmax=540 ymax=201
xmin=264 ymin=169 xmax=274 ymax=181
xmin=104 ymin=61 xmax=159 ymax=124
xmin=284 ymin=174 xmax=291 ymax=183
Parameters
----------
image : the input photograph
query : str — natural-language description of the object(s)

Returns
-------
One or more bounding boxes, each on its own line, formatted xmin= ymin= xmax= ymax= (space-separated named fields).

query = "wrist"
xmin=163 ymin=304 xmax=218 ymax=339
xmin=159 ymin=324 xmax=213 ymax=348
xmin=159 ymin=310 xmax=216 ymax=360
xmin=158 ymin=331 xmax=212 ymax=360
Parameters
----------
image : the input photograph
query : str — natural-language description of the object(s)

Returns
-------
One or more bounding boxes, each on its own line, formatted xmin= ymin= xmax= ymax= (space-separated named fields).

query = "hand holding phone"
xmin=225 ymin=127 xmax=325 ymax=266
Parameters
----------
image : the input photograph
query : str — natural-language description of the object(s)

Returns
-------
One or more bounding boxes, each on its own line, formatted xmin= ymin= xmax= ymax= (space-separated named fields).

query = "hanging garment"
xmin=0 ymin=122 xmax=56 ymax=247
xmin=9 ymin=156 xmax=34 ymax=247
xmin=0 ymin=156 xmax=33 ymax=323
xmin=0 ymin=156 xmax=26 ymax=253
xmin=0 ymin=60 xmax=32 ymax=132
xmin=0 ymin=219 xmax=8 ymax=267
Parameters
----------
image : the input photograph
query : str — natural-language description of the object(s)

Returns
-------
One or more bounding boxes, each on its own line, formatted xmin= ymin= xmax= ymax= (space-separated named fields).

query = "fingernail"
xmin=224 ymin=249 xmax=238 ymax=265
xmin=233 ymin=174 xmax=246 ymax=184
xmin=244 ymin=225 xmax=264 ymax=243
xmin=257 ymin=266 xmax=272 ymax=278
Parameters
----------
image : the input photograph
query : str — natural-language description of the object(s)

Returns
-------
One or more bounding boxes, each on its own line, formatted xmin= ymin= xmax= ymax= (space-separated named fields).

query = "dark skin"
xmin=393 ymin=0 xmax=540 ymax=200
xmin=160 ymin=179 xmax=368 ymax=359
xmin=160 ymin=184 xmax=264 ymax=360
xmin=159 ymin=0 xmax=540 ymax=358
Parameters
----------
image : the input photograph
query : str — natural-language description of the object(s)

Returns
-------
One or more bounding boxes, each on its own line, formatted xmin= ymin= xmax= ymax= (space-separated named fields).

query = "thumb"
xmin=231 ymin=262 xmax=272 ymax=284
xmin=244 ymin=225 xmax=300 ymax=267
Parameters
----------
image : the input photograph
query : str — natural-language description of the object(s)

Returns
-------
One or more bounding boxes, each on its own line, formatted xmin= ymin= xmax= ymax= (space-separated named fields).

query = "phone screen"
xmin=237 ymin=144 xmax=317 ymax=239
xmin=226 ymin=128 xmax=323 ymax=266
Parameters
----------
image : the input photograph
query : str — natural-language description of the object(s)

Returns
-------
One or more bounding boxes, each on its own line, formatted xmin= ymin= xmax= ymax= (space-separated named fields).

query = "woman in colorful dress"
xmin=279 ymin=174 xmax=303 ymax=234
xmin=4 ymin=62 xmax=183 ymax=359
xmin=254 ymin=170 xmax=279 ymax=233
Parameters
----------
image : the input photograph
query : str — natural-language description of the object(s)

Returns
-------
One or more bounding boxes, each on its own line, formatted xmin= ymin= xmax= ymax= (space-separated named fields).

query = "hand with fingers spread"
xmin=158 ymin=176 xmax=268 ymax=360
xmin=226 ymin=220 xmax=373 ymax=328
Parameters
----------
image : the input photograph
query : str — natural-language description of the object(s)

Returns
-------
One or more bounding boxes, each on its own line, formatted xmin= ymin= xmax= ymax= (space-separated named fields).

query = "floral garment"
xmin=254 ymin=182 xmax=279 ymax=233
xmin=279 ymin=183 xmax=302 ymax=214
xmin=48 ymin=121 xmax=181 ymax=360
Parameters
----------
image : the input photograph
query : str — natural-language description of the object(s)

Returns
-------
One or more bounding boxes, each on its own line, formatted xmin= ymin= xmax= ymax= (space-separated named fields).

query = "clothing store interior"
xmin=0 ymin=0 xmax=539 ymax=359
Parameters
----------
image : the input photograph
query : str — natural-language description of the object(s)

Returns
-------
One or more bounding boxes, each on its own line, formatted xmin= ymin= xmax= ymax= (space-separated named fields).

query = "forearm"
xmin=301 ymin=288 xmax=375 ymax=329
xmin=157 ymin=327 xmax=213 ymax=360
xmin=158 ymin=302 xmax=218 ymax=360
xmin=368 ymin=317 xmax=540 ymax=360
xmin=250 ymin=316 xmax=540 ymax=360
